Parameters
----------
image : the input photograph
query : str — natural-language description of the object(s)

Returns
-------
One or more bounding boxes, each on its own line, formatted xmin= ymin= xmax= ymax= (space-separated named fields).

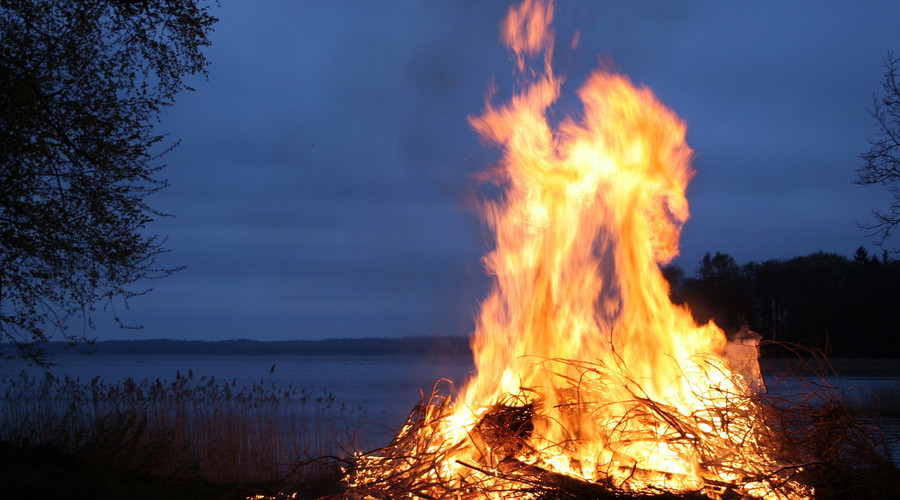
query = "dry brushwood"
xmin=342 ymin=353 xmax=899 ymax=500
xmin=346 ymin=391 xmax=718 ymax=500
xmin=756 ymin=348 xmax=900 ymax=499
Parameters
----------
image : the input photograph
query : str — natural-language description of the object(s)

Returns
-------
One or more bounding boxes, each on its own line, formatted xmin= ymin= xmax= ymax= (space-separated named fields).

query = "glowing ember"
xmin=349 ymin=1 xmax=810 ymax=498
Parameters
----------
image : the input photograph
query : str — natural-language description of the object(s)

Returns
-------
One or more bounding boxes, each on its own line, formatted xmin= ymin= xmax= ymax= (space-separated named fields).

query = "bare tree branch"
xmin=856 ymin=50 xmax=900 ymax=248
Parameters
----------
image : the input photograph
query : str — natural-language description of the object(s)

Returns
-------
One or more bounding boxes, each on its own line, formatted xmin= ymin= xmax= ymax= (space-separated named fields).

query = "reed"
xmin=0 ymin=370 xmax=367 ymax=484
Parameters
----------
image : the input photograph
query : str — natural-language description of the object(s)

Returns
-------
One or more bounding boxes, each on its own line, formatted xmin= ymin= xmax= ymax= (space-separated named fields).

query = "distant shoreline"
xmin=5 ymin=338 xmax=899 ymax=376
xmin=2 ymin=336 xmax=473 ymax=357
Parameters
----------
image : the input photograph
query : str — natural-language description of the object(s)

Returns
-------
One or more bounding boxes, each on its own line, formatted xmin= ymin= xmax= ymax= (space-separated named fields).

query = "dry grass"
xmin=0 ymin=370 xmax=367 ymax=485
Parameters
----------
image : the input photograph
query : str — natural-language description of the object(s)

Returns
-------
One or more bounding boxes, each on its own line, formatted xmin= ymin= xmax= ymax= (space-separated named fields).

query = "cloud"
xmin=98 ymin=1 xmax=900 ymax=342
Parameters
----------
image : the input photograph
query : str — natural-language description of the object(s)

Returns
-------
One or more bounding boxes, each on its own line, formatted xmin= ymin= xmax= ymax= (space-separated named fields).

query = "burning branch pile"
xmin=346 ymin=356 xmax=813 ymax=500
xmin=331 ymin=1 xmax=881 ymax=498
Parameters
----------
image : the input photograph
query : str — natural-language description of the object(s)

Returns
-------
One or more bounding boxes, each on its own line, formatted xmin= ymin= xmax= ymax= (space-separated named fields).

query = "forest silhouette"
xmin=664 ymin=247 xmax=900 ymax=358
xmin=8 ymin=248 xmax=898 ymax=360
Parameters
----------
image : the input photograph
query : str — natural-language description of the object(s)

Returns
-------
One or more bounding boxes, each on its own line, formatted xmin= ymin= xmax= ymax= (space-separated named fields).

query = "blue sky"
xmin=95 ymin=1 xmax=900 ymax=341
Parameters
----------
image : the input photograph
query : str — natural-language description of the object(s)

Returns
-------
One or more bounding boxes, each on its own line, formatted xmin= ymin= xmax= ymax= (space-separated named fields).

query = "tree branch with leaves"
xmin=0 ymin=0 xmax=218 ymax=364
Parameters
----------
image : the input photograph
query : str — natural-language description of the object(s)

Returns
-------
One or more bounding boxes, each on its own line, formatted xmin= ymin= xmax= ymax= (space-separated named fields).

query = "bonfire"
xmin=334 ymin=1 xmax=894 ymax=499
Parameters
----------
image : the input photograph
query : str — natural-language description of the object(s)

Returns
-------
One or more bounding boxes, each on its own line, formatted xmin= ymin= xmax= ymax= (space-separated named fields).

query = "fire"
xmin=349 ymin=1 xmax=810 ymax=498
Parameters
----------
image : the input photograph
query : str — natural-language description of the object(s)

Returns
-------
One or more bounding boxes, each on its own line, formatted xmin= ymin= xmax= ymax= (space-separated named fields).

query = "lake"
xmin=2 ymin=353 xmax=897 ymax=455
xmin=1 ymin=353 xmax=476 ymax=445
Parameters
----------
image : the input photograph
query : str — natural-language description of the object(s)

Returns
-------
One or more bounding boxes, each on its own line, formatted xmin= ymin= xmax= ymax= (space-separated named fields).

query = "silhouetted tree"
xmin=681 ymin=252 xmax=748 ymax=333
xmin=665 ymin=250 xmax=900 ymax=357
xmin=857 ymin=50 xmax=900 ymax=249
xmin=660 ymin=264 xmax=685 ymax=292
xmin=853 ymin=246 xmax=871 ymax=263
xmin=1 ymin=1 xmax=217 ymax=364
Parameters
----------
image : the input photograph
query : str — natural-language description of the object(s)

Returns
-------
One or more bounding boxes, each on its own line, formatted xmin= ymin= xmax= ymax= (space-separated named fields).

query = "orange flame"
xmin=501 ymin=0 xmax=555 ymax=73
xmin=351 ymin=2 xmax=810 ymax=498
xmin=439 ymin=0 xmax=805 ymax=496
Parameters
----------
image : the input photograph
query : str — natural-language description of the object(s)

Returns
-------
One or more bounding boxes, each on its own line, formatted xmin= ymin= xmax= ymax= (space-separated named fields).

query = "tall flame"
xmin=351 ymin=1 xmax=809 ymax=497
xmin=463 ymin=28 xmax=728 ymax=415
xmin=448 ymin=0 xmax=795 ymax=495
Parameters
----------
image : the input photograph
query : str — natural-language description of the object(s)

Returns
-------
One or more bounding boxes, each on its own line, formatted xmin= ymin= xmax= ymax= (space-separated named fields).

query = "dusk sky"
xmin=94 ymin=1 xmax=900 ymax=342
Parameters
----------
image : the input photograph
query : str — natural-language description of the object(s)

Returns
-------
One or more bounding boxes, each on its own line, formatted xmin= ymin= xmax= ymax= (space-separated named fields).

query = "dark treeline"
xmin=664 ymin=247 xmax=900 ymax=358
xmin=8 ymin=249 xmax=898 ymax=360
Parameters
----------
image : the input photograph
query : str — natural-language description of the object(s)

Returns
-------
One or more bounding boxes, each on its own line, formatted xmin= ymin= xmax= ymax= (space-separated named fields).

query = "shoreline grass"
xmin=0 ymin=370 xmax=368 ymax=498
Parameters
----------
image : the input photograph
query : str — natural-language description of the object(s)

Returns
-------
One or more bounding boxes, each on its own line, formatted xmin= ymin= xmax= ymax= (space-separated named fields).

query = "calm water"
xmin=2 ymin=353 xmax=897 ymax=455
xmin=1 ymin=353 xmax=476 ymax=443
